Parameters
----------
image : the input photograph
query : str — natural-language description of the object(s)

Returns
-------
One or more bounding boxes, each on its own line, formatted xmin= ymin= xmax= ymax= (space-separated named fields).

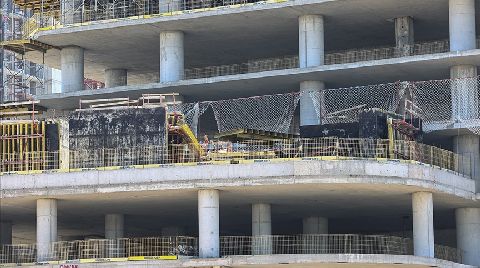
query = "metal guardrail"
xmin=184 ymin=39 xmax=456 ymax=79
xmin=1 ymin=138 xmax=473 ymax=178
xmin=0 ymin=235 xmax=462 ymax=264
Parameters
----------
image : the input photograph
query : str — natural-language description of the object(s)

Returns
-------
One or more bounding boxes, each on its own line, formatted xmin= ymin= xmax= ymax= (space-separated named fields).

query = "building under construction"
xmin=0 ymin=0 xmax=480 ymax=267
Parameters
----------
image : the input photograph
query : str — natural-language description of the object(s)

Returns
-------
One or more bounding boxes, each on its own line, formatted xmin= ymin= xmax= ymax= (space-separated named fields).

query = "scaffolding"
xmin=0 ymin=101 xmax=53 ymax=172
xmin=0 ymin=0 xmax=54 ymax=103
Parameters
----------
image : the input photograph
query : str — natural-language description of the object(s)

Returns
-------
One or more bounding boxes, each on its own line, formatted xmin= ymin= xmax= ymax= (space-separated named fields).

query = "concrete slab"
xmin=35 ymin=49 xmax=480 ymax=109
xmin=8 ymin=254 xmax=478 ymax=268
xmin=26 ymin=0 xmax=471 ymax=84
xmin=0 ymin=159 xmax=476 ymax=200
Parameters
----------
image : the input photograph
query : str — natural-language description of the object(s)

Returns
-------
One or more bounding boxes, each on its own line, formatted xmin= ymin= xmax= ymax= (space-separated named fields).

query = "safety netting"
xmin=171 ymin=76 xmax=480 ymax=136
xmin=209 ymin=93 xmax=300 ymax=134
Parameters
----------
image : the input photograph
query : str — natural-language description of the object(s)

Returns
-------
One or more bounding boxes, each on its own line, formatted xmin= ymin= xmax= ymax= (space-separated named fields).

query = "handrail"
xmin=0 ymin=235 xmax=462 ymax=264
xmin=0 ymin=138 xmax=472 ymax=178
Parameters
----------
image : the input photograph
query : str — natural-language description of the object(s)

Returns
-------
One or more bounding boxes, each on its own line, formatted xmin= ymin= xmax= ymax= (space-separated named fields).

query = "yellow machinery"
xmin=167 ymin=112 xmax=205 ymax=162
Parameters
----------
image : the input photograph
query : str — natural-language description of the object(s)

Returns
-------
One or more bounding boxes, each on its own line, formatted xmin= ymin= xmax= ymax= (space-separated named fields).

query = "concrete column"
xmin=0 ymin=222 xmax=12 ymax=245
xmin=395 ymin=16 xmax=414 ymax=56
xmin=105 ymin=214 xmax=124 ymax=239
xmin=454 ymin=135 xmax=480 ymax=187
xmin=37 ymin=199 xmax=57 ymax=261
xmin=412 ymin=192 xmax=434 ymax=258
xmin=252 ymin=203 xmax=272 ymax=255
xmin=455 ymin=208 xmax=480 ymax=266
xmin=198 ymin=189 xmax=219 ymax=258
xmin=300 ymin=81 xmax=325 ymax=126
xmin=303 ymin=217 xmax=328 ymax=234
xmin=61 ymin=46 xmax=84 ymax=93
xmin=160 ymin=31 xmax=184 ymax=83
xmin=449 ymin=0 xmax=476 ymax=51
xmin=104 ymin=69 xmax=127 ymax=88
xmin=299 ymin=15 xmax=324 ymax=68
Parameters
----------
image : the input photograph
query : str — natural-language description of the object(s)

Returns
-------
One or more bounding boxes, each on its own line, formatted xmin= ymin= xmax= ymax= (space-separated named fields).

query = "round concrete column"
xmin=303 ymin=217 xmax=328 ymax=234
xmin=456 ymin=208 xmax=480 ymax=266
xmin=252 ymin=203 xmax=272 ymax=255
xmin=300 ymin=81 xmax=325 ymax=127
xmin=105 ymin=69 xmax=127 ymax=88
xmin=449 ymin=0 xmax=476 ymax=51
xmin=299 ymin=15 xmax=324 ymax=68
xmin=61 ymin=46 xmax=84 ymax=93
xmin=105 ymin=214 xmax=124 ymax=239
xmin=298 ymin=15 xmax=325 ymax=68
xmin=0 ymin=221 xmax=12 ymax=245
xmin=412 ymin=192 xmax=434 ymax=258
xmin=198 ymin=189 xmax=219 ymax=258
xmin=37 ymin=199 xmax=57 ymax=261
xmin=160 ymin=31 xmax=184 ymax=83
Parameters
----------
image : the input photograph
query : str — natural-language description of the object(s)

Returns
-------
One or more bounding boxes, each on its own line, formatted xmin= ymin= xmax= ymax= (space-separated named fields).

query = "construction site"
xmin=1 ymin=0 xmax=480 ymax=267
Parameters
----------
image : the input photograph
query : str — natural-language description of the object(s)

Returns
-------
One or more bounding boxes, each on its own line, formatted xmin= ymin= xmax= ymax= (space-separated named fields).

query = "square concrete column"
xmin=198 ymin=189 xmax=219 ymax=258
xmin=299 ymin=15 xmax=324 ymax=68
xmin=37 ymin=199 xmax=57 ymax=262
xmin=455 ymin=208 xmax=480 ymax=266
xmin=395 ymin=16 xmax=414 ymax=57
xmin=0 ymin=221 xmax=12 ymax=245
xmin=252 ymin=203 xmax=272 ymax=255
xmin=300 ymin=81 xmax=325 ymax=127
xmin=105 ymin=69 xmax=127 ymax=88
xmin=61 ymin=46 xmax=84 ymax=93
xmin=449 ymin=0 xmax=476 ymax=51
xmin=412 ymin=192 xmax=434 ymax=258
xmin=105 ymin=214 xmax=124 ymax=239
xmin=160 ymin=31 xmax=184 ymax=83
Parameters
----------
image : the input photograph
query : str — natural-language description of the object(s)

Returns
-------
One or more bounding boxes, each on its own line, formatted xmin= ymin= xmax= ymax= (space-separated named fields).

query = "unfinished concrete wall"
xmin=69 ymin=107 xmax=167 ymax=150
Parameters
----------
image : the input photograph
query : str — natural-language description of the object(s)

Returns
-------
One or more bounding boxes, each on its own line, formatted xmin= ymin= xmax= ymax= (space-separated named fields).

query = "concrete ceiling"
xmin=1 ymin=183 xmax=474 ymax=243
xmin=25 ymin=0 xmax=480 ymax=84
